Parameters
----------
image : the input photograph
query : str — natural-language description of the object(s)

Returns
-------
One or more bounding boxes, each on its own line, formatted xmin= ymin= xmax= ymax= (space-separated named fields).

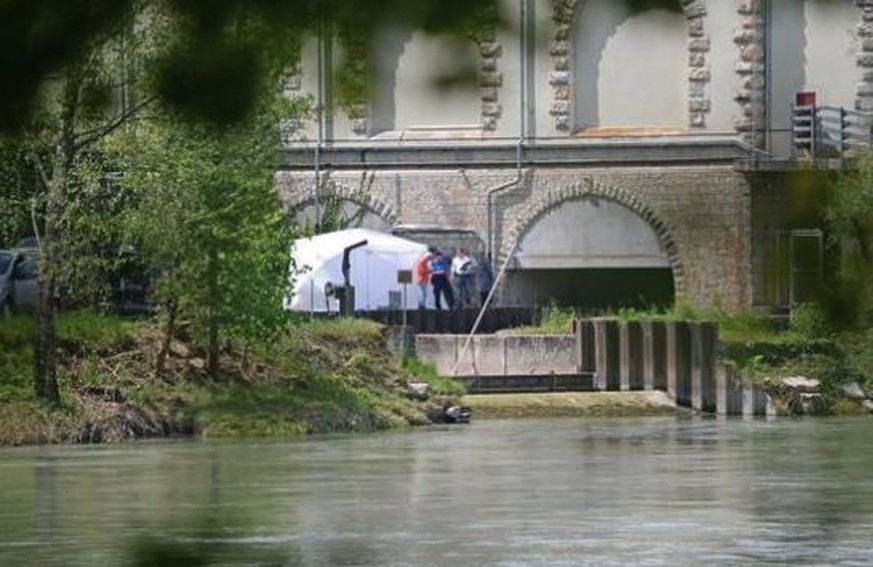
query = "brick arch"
xmin=286 ymin=181 xmax=398 ymax=227
xmin=549 ymin=0 xmax=711 ymax=131
xmin=500 ymin=178 xmax=686 ymax=299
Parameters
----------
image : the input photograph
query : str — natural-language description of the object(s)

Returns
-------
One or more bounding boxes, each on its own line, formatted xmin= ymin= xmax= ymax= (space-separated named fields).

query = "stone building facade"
xmin=278 ymin=0 xmax=868 ymax=311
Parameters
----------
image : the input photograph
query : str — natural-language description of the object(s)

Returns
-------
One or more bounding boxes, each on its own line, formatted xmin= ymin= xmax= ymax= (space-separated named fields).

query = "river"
xmin=1 ymin=416 xmax=872 ymax=566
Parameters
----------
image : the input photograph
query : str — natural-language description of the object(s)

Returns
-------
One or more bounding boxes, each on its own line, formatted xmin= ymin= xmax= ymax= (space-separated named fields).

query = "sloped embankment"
xmin=0 ymin=313 xmax=460 ymax=446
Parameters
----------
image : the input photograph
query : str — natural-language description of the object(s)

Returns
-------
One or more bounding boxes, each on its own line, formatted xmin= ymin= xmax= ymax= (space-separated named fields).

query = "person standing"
xmin=413 ymin=247 xmax=435 ymax=309
xmin=451 ymin=248 xmax=475 ymax=308
xmin=476 ymin=252 xmax=494 ymax=307
xmin=428 ymin=249 xmax=454 ymax=310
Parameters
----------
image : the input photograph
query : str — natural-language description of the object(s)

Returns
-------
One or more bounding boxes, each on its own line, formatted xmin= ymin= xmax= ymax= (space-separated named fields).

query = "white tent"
xmin=286 ymin=228 xmax=428 ymax=312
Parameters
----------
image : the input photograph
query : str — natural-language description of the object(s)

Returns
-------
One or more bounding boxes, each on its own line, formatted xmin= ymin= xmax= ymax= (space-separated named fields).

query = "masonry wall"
xmin=277 ymin=164 xmax=753 ymax=309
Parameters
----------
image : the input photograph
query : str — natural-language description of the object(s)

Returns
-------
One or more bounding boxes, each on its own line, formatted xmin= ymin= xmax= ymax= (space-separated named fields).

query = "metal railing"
xmin=792 ymin=104 xmax=872 ymax=158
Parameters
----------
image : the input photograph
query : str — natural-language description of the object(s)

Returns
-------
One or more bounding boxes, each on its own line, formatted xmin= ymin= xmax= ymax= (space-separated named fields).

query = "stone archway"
xmin=500 ymin=178 xmax=686 ymax=301
xmin=549 ymin=0 xmax=711 ymax=132
xmin=287 ymin=181 xmax=398 ymax=230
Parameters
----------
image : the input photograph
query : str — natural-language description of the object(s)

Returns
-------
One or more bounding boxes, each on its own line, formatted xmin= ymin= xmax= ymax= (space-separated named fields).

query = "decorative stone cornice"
xmin=500 ymin=178 xmax=686 ymax=298
xmin=550 ymin=0 xmax=712 ymax=132
xmin=476 ymin=33 xmax=505 ymax=131
xmin=855 ymin=1 xmax=873 ymax=111
xmin=733 ymin=0 xmax=766 ymax=147
xmin=683 ymin=0 xmax=711 ymax=129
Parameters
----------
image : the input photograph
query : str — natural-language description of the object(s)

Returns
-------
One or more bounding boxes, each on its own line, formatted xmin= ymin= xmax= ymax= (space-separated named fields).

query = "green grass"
xmin=401 ymin=356 xmax=465 ymax=396
xmin=506 ymin=306 xmax=576 ymax=335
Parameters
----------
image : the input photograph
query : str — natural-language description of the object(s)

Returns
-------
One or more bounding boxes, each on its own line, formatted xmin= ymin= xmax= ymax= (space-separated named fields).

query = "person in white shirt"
xmin=451 ymin=248 xmax=475 ymax=308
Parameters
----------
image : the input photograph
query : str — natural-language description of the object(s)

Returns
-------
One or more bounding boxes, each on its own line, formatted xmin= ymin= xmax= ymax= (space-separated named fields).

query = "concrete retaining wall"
xmin=417 ymin=318 xmax=776 ymax=417
xmin=416 ymin=334 xmax=578 ymax=377
xmin=575 ymin=318 xmax=775 ymax=416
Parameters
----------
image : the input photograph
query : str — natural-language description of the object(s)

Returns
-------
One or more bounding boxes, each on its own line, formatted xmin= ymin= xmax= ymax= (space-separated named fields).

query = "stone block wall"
xmin=278 ymin=164 xmax=753 ymax=309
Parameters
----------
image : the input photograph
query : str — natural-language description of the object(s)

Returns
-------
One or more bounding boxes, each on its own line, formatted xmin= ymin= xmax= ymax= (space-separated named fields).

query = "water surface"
xmin=1 ymin=417 xmax=872 ymax=566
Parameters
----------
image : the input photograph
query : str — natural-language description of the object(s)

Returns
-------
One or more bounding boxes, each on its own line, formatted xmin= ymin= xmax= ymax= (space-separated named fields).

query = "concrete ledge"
xmin=415 ymin=334 xmax=577 ymax=377
xmin=282 ymin=136 xmax=749 ymax=170
xmin=459 ymin=373 xmax=596 ymax=394
xmin=462 ymin=391 xmax=683 ymax=419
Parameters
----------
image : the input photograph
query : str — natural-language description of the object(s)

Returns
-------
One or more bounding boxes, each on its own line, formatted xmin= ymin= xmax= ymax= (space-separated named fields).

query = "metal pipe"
xmin=314 ymin=17 xmax=325 ymax=231
xmin=484 ymin=0 xmax=529 ymax=262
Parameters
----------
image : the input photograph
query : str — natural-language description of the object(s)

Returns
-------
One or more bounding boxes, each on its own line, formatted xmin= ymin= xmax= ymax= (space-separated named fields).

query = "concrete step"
xmin=459 ymin=373 xmax=597 ymax=394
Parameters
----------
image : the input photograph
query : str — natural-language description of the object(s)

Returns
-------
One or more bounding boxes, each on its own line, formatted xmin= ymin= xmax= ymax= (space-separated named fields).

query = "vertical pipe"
xmin=314 ymin=16 xmax=325 ymax=231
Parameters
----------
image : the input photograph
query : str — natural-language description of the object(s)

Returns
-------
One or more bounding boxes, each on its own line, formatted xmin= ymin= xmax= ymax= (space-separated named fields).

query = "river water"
xmin=1 ymin=416 xmax=873 ymax=566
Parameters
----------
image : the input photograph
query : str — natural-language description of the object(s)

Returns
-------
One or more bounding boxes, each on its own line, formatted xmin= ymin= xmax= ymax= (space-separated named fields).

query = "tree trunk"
xmin=207 ymin=247 xmax=219 ymax=380
xmin=33 ymin=145 xmax=67 ymax=406
xmin=156 ymin=297 xmax=177 ymax=377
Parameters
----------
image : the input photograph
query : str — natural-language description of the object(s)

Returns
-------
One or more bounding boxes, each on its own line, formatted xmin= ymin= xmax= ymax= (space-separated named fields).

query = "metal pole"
xmin=451 ymin=242 xmax=519 ymax=376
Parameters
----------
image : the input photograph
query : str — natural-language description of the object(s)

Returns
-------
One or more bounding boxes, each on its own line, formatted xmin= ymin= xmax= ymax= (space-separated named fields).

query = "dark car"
xmin=107 ymin=247 xmax=156 ymax=316
xmin=0 ymin=249 xmax=39 ymax=314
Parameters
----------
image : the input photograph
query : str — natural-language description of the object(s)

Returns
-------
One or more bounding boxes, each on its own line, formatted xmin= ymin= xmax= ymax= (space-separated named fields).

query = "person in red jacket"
xmin=413 ymin=247 xmax=435 ymax=309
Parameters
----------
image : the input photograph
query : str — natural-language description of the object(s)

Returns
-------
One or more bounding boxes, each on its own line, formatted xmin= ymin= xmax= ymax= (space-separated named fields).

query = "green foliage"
xmin=0 ymin=142 xmax=36 ymax=248
xmin=116 ymin=88 xmax=297 ymax=357
xmin=55 ymin=309 xmax=136 ymax=348
xmin=788 ymin=302 xmax=830 ymax=340
xmin=401 ymin=356 xmax=465 ymax=396
xmin=508 ymin=305 xmax=576 ymax=334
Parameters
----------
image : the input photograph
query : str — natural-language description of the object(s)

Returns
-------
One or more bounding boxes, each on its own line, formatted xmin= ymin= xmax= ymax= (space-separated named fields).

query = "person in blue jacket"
xmin=428 ymin=249 xmax=455 ymax=310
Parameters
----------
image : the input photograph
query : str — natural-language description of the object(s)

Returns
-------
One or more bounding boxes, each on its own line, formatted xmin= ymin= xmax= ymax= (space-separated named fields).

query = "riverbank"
xmin=0 ymin=312 xmax=464 ymax=446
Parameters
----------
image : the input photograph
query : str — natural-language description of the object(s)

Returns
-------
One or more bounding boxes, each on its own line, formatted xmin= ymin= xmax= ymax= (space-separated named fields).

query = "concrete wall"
xmin=415 ymin=319 xmax=777 ymax=416
xmin=286 ymin=1 xmax=865 ymax=144
xmin=768 ymin=0 xmax=859 ymax=156
xmin=415 ymin=334 xmax=578 ymax=376
xmin=574 ymin=1 xmax=685 ymax=130
xmin=706 ymin=0 xmax=742 ymax=132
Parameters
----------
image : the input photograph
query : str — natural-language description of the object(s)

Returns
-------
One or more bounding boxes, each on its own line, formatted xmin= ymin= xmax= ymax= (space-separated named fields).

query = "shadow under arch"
xmin=500 ymin=179 xmax=686 ymax=303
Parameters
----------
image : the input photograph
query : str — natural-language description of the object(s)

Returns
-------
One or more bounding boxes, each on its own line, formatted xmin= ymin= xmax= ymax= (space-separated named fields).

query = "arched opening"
xmin=574 ymin=0 xmax=686 ymax=133
xmin=293 ymin=198 xmax=393 ymax=233
xmin=371 ymin=28 xmax=481 ymax=137
xmin=503 ymin=197 xmax=675 ymax=310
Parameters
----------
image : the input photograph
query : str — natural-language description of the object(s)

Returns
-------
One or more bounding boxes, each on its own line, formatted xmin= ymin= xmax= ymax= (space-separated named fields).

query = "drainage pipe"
xmin=485 ymin=0 xmax=530 ymax=260
xmin=314 ymin=18 xmax=325 ymax=230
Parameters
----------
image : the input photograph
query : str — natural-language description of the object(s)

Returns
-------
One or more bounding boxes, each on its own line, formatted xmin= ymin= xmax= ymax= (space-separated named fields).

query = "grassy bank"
xmin=0 ymin=312 xmax=461 ymax=446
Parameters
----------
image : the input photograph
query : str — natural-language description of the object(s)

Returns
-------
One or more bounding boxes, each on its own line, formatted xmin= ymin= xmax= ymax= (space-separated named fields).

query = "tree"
xmin=116 ymin=98 xmax=300 ymax=379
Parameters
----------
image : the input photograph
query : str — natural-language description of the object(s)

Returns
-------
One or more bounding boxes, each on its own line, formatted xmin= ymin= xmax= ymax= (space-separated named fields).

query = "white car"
xmin=0 ymin=249 xmax=39 ymax=314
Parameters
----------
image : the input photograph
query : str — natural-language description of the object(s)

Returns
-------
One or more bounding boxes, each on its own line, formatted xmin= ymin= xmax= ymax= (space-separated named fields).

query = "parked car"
xmin=0 ymin=249 xmax=39 ymax=314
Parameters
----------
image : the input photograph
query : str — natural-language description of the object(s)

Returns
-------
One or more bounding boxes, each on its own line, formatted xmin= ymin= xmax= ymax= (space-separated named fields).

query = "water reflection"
xmin=0 ymin=417 xmax=872 ymax=566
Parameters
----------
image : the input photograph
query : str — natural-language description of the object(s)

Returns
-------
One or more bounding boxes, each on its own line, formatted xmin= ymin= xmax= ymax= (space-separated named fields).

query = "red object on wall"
xmin=795 ymin=91 xmax=817 ymax=107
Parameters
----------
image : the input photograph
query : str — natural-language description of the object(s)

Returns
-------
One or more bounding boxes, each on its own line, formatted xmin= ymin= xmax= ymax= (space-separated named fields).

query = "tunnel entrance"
xmin=504 ymin=268 xmax=674 ymax=311
xmin=503 ymin=196 xmax=676 ymax=312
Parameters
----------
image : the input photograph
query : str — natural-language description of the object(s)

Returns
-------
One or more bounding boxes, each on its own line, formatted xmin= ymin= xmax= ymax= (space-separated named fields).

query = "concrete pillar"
xmin=716 ymin=365 xmax=728 ymax=415
xmin=619 ymin=323 xmax=630 ymax=391
xmin=575 ymin=319 xmax=596 ymax=373
xmin=689 ymin=322 xmax=717 ymax=413
xmin=742 ymin=383 xmax=755 ymax=418
xmin=641 ymin=320 xmax=667 ymax=391
xmin=620 ymin=321 xmax=644 ymax=391
xmin=593 ymin=318 xmax=620 ymax=391
xmin=728 ymin=369 xmax=744 ymax=416
xmin=665 ymin=321 xmax=691 ymax=406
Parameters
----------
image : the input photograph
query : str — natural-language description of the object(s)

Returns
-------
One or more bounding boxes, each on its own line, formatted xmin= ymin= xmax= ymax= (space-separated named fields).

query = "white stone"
xmin=780 ymin=376 xmax=821 ymax=393
xmin=840 ymin=381 xmax=867 ymax=400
